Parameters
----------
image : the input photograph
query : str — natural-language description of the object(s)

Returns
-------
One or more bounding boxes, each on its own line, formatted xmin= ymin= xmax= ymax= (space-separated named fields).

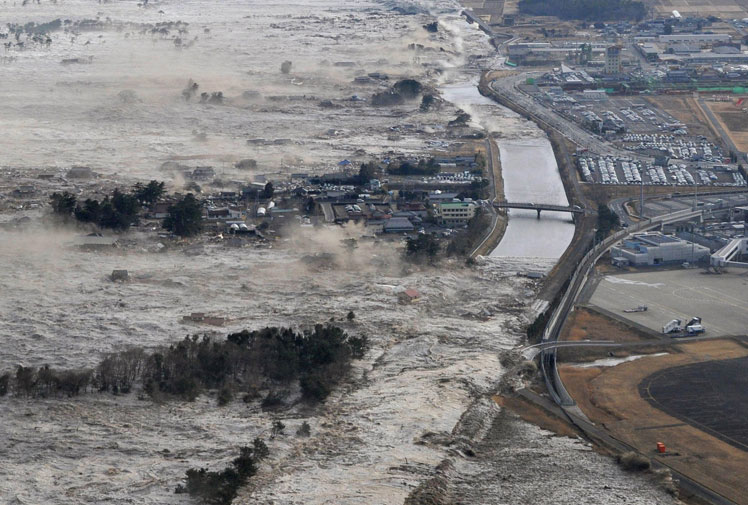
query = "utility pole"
xmin=640 ymin=176 xmax=644 ymax=219
xmin=691 ymin=223 xmax=695 ymax=264
xmin=693 ymin=181 xmax=698 ymax=211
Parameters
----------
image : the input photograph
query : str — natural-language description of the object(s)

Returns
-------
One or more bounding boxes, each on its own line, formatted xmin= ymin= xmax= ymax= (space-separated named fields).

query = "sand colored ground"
xmin=561 ymin=339 xmax=748 ymax=505
xmin=647 ymin=96 xmax=721 ymax=145
xmin=704 ymin=99 xmax=748 ymax=153
xmin=560 ymin=307 xmax=653 ymax=343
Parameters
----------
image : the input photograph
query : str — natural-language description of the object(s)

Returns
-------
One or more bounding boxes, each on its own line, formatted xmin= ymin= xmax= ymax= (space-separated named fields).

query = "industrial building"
xmin=610 ymin=232 xmax=710 ymax=266
xmin=658 ymin=33 xmax=731 ymax=47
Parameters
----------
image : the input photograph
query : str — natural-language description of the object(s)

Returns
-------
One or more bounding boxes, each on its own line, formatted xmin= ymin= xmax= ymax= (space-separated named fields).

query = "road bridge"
xmin=493 ymin=201 xmax=584 ymax=218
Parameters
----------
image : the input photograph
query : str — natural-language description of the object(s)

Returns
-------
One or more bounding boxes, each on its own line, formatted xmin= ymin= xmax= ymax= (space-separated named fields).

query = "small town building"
xmin=383 ymin=216 xmax=415 ymax=233
xmin=434 ymin=201 xmax=478 ymax=226
xmin=398 ymin=289 xmax=421 ymax=304
xmin=67 ymin=166 xmax=94 ymax=178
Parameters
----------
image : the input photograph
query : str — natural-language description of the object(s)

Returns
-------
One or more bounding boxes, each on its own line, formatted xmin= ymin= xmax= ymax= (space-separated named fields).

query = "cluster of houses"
xmin=165 ymin=185 xmax=482 ymax=237
xmin=147 ymin=153 xmax=487 ymax=236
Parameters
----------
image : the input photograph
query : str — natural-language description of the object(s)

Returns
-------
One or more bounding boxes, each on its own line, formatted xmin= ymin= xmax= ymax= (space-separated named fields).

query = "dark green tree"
xmin=405 ymin=233 xmax=440 ymax=262
xmin=163 ymin=193 xmax=203 ymax=237
xmin=596 ymin=203 xmax=620 ymax=241
xmin=261 ymin=182 xmax=274 ymax=200
xmin=133 ymin=180 xmax=165 ymax=205
xmin=74 ymin=198 xmax=102 ymax=223
xmin=50 ymin=191 xmax=77 ymax=217
xmin=393 ymin=79 xmax=423 ymax=99
xmin=358 ymin=162 xmax=377 ymax=183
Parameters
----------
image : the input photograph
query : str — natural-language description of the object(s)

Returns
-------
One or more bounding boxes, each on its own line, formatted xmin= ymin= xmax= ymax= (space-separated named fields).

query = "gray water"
xmin=439 ymin=82 xmax=575 ymax=260
xmin=490 ymin=138 xmax=575 ymax=259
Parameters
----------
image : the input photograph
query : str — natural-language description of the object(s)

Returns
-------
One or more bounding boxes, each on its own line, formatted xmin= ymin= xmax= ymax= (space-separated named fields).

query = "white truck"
xmin=663 ymin=317 xmax=705 ymax=336
xmin=662 ymin=319 xmax=682 ymax=334
xmin=685 ymin=317 xmax=705 ymax=335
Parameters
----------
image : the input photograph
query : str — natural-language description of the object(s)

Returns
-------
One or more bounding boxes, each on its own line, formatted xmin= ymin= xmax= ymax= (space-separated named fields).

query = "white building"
xmin=610 ymin=232 xmax=710 ymax=266
xmin=658 ymin=33 xmax=731 ymax=48
xmin=435 ymin=201 xmax=478 ymax=226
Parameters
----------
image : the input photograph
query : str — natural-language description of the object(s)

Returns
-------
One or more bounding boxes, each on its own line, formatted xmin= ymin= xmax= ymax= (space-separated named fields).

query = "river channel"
xmin=440 ymin=82 xmax=575 ymax=261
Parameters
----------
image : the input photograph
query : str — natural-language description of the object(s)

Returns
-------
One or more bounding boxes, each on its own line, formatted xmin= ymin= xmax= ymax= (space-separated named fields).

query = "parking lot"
xmin=588 ymin=269 xmax=748 ymax=337
xmin=546 ymin=94 xmax=748 ymax=188
xmin=577 ymin=154 xmax=745 ymax=186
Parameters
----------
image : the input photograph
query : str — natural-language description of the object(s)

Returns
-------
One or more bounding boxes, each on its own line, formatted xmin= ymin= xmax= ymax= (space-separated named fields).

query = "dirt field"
xmin=640 ymin=356 xmax=748 ymax=451
xmin=560 ymin=307 xmax=655 ymax=343
xmin=705 ymin=100 xmax=748 ymax=153
xmin=646 ymin=96 xmax=721 ymax=146
xmin=462 ymin=0 xmax=505 ymax=24
xmin=560 ymin=339 xmax=748 ymax=505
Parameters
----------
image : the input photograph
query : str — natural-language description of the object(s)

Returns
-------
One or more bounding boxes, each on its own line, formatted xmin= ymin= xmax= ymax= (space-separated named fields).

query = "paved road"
xmin=470 ymin=138 xmax=502 ymax=257
xmin=609 ymin=191 xmax=748 ymax=225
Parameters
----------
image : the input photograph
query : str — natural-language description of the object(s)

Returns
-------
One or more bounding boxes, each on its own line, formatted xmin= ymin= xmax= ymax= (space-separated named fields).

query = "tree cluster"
xmin=51 ymin=188 xmax=142 ymax=232
xmin=446 ymin=208 xmax=492 ymax=257
xmin=50 ymin=181 xmax=166 ymax=231
xmin=596 ymin=203 xmax=620 ymax=241
xmin=371 ymin=79 xmax=424 ymax=106
xmin=458 ymin=178 xmax=490 ymax=201
xmin=162 ymin=193 xmax=203 ymax=237
xmin=517 ymin=0 xmax=647 ymax=21
xmin=387 ymin=158 xmax=440 ymax=176
xmin=1 ymin=325 xmax=369 ymax=405
xmin=405 ymin=233 xmax=440 ymax=263
xmin=181 ymin=79 xmax=224 ymax=104
xmin=176 ymin=438 xmax=269 ymax=504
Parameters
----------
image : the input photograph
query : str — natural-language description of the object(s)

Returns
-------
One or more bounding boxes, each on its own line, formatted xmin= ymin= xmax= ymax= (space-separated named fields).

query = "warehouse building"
xmin=658 ymin=33 xmax=731 ymax=47
xmin=610 ymin=232 xmax=710 ymax=266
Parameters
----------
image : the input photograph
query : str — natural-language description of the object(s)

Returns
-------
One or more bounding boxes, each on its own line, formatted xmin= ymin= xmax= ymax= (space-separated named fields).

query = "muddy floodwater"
xmin=0 ymin=1 xmax=679 ymax=504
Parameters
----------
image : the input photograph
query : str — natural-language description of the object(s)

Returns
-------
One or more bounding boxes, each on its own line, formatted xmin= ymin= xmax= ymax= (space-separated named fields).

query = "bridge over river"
xmin=493 ymin=201 xmax=584 ymax=218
